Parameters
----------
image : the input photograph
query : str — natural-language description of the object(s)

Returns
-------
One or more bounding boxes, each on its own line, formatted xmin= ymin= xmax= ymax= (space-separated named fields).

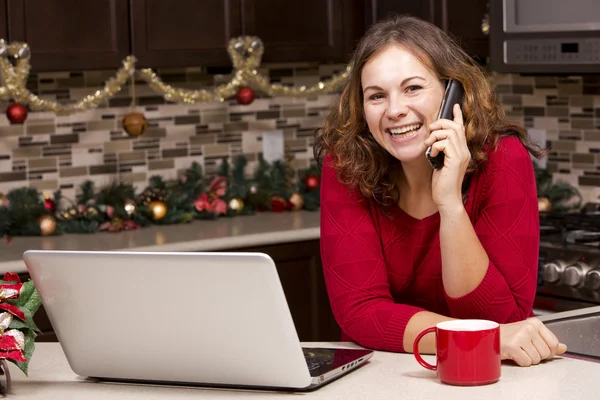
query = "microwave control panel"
xmin=505 ymin=38 xmax=600 ymax=64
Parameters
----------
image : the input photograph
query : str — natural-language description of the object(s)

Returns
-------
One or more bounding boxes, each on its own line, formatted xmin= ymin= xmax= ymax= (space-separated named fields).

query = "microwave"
xmin=490 ymin=0 xmax=600 ymax=74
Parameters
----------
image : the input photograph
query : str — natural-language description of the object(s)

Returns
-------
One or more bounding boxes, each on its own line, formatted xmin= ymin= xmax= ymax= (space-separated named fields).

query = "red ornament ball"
xmin=6 ymin=103 xmax=28 ymax=124
xmin=304 ymin=175 xmax=320 ymax=191
xmin=44 ymin=198 xmax=56 ymax=213
xmin=270 ymin=196 xmax=287 ymax=212
xmin=236 ymin=87 xmax=255 ymax=105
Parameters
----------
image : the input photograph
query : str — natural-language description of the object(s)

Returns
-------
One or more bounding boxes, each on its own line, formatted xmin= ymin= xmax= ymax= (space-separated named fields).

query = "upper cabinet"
xmin=242 ymin=0 xmax=345 ymax=63
xmin=130 ymin=0 xmax=242 ymax=68
xmin=444 ymin=0 xmax=490 ymax=64
xmin=358 ymin=0 xmax=489 ymax=64
xmin=131 ymin=0 xmax=346 ymax=67
xmin=0 ymin=0 xmax=489 ymax=72
xmin=5 ymin=0 xmax=130 ymax=71
xmin=0 ymin=0 xmax=7 ymax=40
xmin=364 ymin=0 xmax=437 ymax=26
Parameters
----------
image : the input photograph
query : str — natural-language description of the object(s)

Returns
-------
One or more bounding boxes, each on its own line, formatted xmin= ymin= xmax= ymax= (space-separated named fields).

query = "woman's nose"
xmin=385 ymin=96 xmax=408 ymax=119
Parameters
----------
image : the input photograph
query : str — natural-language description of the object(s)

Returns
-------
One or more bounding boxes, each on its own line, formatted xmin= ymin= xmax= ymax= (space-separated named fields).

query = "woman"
xmin=314 ymin=15 xmax=566 ymax=367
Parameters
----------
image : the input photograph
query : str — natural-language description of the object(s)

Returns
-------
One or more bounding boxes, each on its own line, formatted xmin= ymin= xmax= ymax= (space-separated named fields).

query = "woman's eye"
xmin=369 ymin=93 xmax=385 ymax=100
xmin=406 ymin=85 xmax=422 ymax=93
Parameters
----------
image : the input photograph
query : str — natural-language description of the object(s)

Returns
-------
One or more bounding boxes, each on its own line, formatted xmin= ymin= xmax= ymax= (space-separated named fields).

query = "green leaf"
xmin=7 ymin=317 xmax=40 ymax=333
xmin=7 ymin=281 xmax=41 ymax=314
xmin=6 ymin=281 xmax=42 ymax=333
xmin=10 ymin=328 xmax=36 ymax=376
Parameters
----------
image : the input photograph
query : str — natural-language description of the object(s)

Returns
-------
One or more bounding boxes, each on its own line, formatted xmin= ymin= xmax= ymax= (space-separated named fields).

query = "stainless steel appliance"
xmin=535 ymin=204 xmax=600 ymax=314
xmin=490 ymin=0 xmax=600 ymax=74
xmin=539 ymin=306 xmax=600 ymax=362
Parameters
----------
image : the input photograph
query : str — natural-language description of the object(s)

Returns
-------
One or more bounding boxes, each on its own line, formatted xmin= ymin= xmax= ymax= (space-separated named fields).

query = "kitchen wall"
xmin=0 ymin=64 xmax=599 ymax=204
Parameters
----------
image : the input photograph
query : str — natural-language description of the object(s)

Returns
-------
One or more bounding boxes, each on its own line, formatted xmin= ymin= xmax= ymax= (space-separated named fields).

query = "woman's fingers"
xmin=531 ymin=332 xmax=552 ymax=360
xmin=424 ymin=129 xmax=454 ymax=147
xmin=452 ymin=103 xmax=464 ymax=126
xmin=428 ymin=109 xmax=466 ymax=145
xmin=507 ymin=345 xmax=534 ymax=367
xmin=428 ymin=139 xmax=459 ymax=160
xmin=501 ymin=319 xmax=568 ymax=367
xmin=521 ymin=341 xmax=542 ymax=365
xmin=538 ymin=324 xmax=567 ymax=356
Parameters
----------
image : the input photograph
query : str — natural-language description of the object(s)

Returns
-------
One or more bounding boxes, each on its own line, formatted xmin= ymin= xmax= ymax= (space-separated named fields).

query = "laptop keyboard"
xmin=305 ymin=357 xmax=330 ymax=371
xmin=302 ymin=348 xmax=334 ymax=371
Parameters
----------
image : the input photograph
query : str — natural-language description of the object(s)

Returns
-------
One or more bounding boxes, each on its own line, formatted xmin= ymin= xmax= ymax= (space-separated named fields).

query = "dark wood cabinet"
xmin=364 ymin=0 xmax=437 ymax=27
xmin=242 ymin=0 xmax=346 ymax=63
xmin=444 ymin=0 xmax=489 ymax=63
xmin=357 ymin=0 xmax=489 ymax=63
xmin=6 ymin=0 xmax=130 ymax=71
xmin=130 ymin=0 xmax=243 ymax=68
xmin=0 ymin=0 xmax=7 ymax=40
xmin=0 ymin=0 xmax=488 ymax=72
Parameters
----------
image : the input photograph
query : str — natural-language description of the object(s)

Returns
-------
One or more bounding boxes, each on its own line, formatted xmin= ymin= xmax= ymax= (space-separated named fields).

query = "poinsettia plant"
xmin=0 ymin=272 xmax=41 ymax=376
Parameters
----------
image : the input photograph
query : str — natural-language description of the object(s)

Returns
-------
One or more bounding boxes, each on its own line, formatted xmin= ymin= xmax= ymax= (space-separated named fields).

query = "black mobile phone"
xmin=426 ymin=79 xmax=465 ymax=169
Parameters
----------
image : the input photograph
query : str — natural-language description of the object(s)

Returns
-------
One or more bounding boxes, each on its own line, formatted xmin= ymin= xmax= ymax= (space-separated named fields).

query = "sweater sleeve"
xmin=444 ymin=137 xmax=539 ymax=322
xmin=319 ymin=155 xmax=424 ymax=352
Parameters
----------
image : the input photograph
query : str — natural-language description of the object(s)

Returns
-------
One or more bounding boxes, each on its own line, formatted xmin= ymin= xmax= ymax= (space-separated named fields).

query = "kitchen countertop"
xmin=8 ymin=342 xmax=600 ymax=400
xmin=0 ymin=211 xmax=320 ymax=274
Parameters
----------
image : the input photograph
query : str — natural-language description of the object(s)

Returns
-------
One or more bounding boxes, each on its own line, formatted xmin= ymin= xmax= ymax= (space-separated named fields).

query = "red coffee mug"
xmin=413 ymin=319 xmax=501 ymax=386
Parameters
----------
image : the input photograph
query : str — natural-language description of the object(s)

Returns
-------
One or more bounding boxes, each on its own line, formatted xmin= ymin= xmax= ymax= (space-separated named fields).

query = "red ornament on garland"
xmin=44 ymin=197 xmax=56 ymax=214
xmin=270 ymin=196 xmax=287 ymax=212
xmin=6 ymin=103 xmax=28 ymax=124
xmin=236 ymin=87 xmax=255 ymax=105
xmin=304 ymin=175 xmax=320 ymax=191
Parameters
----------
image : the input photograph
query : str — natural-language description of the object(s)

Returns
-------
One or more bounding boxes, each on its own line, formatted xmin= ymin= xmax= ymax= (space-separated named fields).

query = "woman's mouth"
xmin=387 ymin=124 xmax=422 ymax=139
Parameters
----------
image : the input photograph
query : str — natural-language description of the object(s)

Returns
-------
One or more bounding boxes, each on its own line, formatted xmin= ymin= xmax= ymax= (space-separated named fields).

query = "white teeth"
xmin=389 ymin=124 xmax=421 ymax=136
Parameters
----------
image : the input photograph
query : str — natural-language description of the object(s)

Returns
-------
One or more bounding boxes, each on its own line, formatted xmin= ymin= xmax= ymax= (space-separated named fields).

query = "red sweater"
xmin=320 ymin=136 xmax=539 ymax=352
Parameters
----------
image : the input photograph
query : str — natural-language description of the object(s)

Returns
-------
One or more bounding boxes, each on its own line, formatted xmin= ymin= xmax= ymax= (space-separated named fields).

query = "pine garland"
xmin=0 ymin=155 xmax=321 ymax=239
xmin=534 ymin=161 xmax=582 ymax=211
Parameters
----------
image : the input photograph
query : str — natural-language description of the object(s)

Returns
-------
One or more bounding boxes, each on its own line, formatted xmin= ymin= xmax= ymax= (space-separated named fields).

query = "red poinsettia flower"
xmin=0 ymin=273 xmax=29 ymax=364
xmin=194 ymin=176 xmax=228 ymax=216
xmin=194 ymin=193 xmax=227 ymax=216
xmin=209 ymin=176 xmax=227 ymax=197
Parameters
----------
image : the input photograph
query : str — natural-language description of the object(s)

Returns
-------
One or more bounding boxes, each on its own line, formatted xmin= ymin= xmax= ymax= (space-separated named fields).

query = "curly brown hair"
xmin=314 ymin=14 xmax=544 ymax=206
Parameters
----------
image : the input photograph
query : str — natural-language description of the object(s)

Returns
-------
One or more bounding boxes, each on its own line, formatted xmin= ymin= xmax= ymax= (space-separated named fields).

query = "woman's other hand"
xmin=500 ymin=317 xmax=568 ymax=366
xmin=425 ymin=104 xmax=470 ymax=212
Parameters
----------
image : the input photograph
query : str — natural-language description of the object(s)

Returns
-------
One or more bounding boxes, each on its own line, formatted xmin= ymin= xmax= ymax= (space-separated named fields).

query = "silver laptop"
xmin=23 ymin=250 xmax=373 ymax=391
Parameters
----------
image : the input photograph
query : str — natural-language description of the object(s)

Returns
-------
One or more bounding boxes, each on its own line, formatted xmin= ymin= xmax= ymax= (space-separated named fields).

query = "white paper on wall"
xmin=262 ymin=130 xmax=284 ymax=163
xmin=527 ymin=128 xmax=547 ymax=169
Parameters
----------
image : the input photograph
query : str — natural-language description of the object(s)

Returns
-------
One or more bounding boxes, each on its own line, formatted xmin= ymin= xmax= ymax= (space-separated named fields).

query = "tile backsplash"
xmin=0 ymin=64 xmax=599 ymax=205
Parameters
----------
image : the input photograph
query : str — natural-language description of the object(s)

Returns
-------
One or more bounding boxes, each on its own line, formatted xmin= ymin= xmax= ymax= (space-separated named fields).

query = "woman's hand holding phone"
xmin=424 ymin=104 xmax=471 ymax=212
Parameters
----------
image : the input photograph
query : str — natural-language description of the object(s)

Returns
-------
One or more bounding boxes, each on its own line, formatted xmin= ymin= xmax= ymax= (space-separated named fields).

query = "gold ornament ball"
xmin=122 ymin=112 xmax=148 ymax=137
xmin=289 ymin=193 xmax=304 ymax=211
xmin=538 ymin=197 xmax=552 ymax=213
xmin=229 ymin=197 xmax=244 ymax=211
xmin=149 ymin=201 xmax=167 ymax=220
xmin=124 ymin=199 xmax=136 ymax=215
xmin=39 ymin=215 xmax=56 ymax=236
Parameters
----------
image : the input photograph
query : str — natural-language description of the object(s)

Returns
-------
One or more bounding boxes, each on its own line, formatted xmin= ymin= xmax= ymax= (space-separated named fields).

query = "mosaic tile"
xmin=0 ymin=66 xmax=598 ymax=199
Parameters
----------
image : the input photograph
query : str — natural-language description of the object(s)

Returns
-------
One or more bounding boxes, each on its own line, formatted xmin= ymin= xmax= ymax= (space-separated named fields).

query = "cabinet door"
xmin=7 ymin=0 xmax=130 ymax=72
xmin=443 ymin=0 xmax=489 ymax=63
xmin=242 ymin=0 xmax=345 ymax=63
xmin=131 ymin=0 xmax=242 ymax=68
xmin=0 ymin=0 xmax=7 ymax=40
xmin=364 ymin=0 xmax=437 ymax=27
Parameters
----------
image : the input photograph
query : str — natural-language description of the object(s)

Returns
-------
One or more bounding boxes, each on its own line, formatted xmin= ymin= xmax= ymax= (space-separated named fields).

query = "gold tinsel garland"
xmin=0 ymin=36 xmax=350 ymax=114
xmin=0 ymin=39 xmax=135 ymax=114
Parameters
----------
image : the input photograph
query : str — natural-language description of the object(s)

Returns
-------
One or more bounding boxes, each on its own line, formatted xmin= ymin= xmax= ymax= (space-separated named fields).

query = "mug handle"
xmin=413 ymin=327 xmax=437 ymax=371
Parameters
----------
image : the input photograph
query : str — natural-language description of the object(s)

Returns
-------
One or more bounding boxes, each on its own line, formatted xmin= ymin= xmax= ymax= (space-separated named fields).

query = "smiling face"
xmin=361 ymin=43 xmax=445 ymax=164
